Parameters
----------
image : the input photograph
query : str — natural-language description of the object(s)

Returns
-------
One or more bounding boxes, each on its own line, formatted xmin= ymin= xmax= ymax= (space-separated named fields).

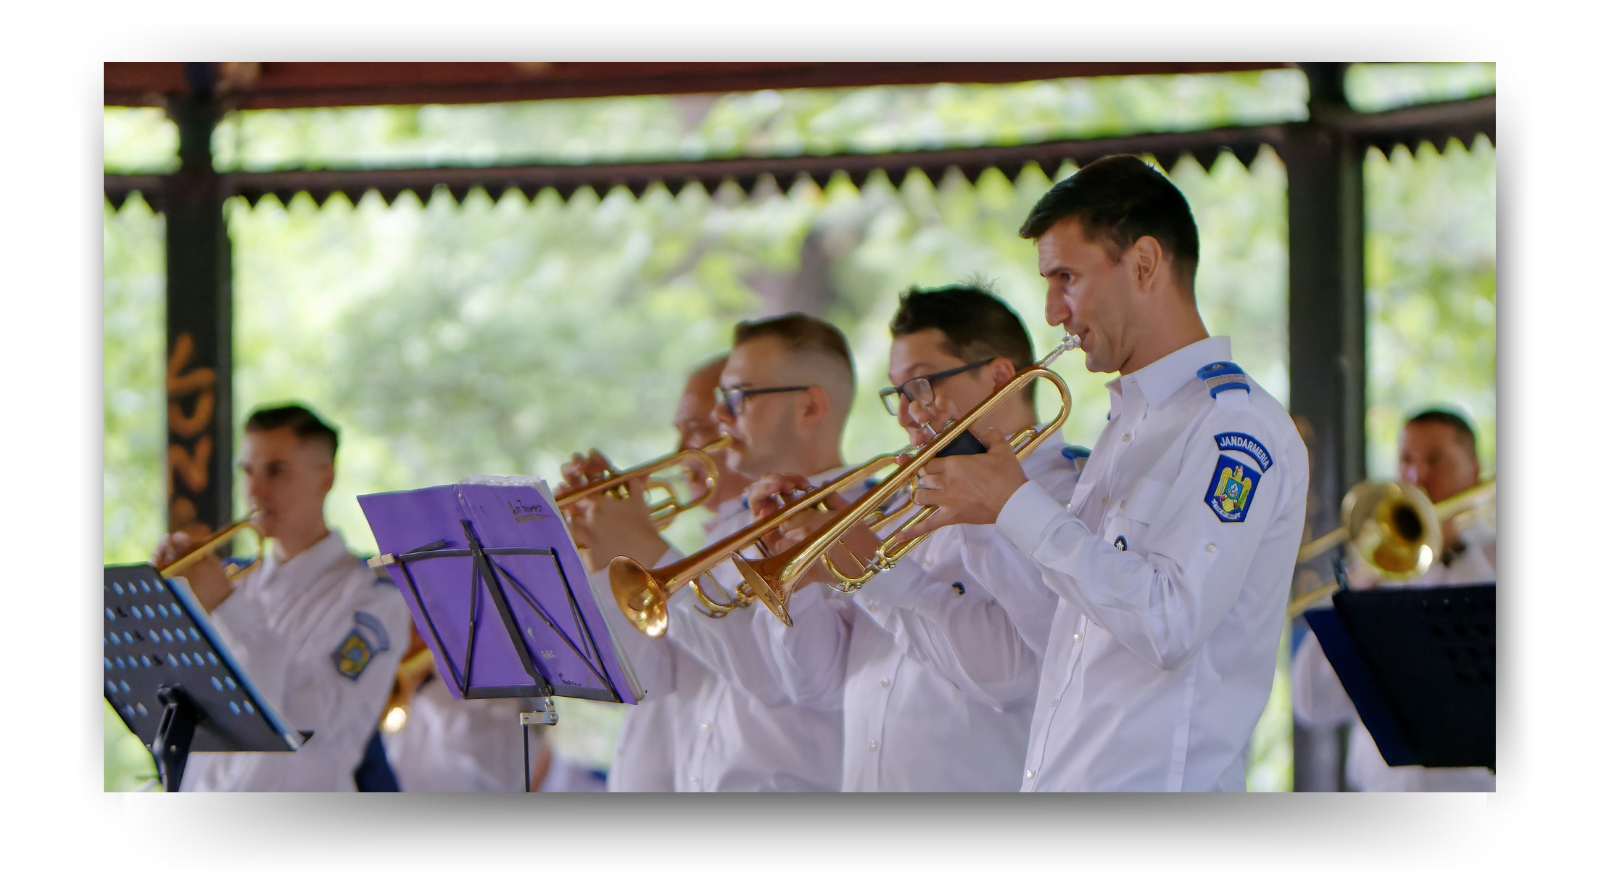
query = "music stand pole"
xmin=152 ymin=685 xmax=201 ymax=793
xmin=520 ymin=698 xmax=558 ymax=792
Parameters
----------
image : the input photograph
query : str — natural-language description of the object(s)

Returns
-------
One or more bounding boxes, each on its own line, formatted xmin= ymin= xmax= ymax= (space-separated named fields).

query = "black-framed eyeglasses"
xmin=715 ymin=385 xmax=813 ymax=418
xmin=878 ymin=359 xmax=995 ymax=415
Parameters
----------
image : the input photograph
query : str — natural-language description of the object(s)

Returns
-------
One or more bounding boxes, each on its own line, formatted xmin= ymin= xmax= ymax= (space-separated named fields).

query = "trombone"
xmin=609 ymin=334 xmax=1080 ymax=638
xmin=1286 ymin=477 xmax=1496 ymax=618
xmin=556 ymin=435 xmax=730 ymax=530
xmin=159 ymin=514 xmax=265 ymax=582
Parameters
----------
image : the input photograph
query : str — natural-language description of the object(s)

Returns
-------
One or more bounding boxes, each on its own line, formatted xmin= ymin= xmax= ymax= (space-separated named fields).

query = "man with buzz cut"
xmin=563 ymin=313 xmax=862 ymax=791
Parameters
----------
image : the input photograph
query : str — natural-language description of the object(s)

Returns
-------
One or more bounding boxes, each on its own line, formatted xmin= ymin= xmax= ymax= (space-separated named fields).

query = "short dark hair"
xmin=732 ymin=312 xmax=855 ymax=387
xmin=1405 ymin=408 xmax=1478 ymax=455
xmin=245 ymin=404 xmax=339 ymax=460
xmin=890 ymin=284 xmax=1037 ymax=402
xmin=1018 ymin=154 xmax=1201 ymax=293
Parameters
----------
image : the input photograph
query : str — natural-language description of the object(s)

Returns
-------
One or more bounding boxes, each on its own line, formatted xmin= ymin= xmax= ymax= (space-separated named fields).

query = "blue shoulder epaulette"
xmin=1197 ymin=361 xmax=1251 ymax=398
xmin=1061 ymin=445 xmax=1092 ymax=462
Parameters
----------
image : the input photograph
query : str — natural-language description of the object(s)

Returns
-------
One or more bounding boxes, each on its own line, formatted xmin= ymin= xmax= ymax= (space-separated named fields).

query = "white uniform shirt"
xmin=382 ymin=677 xmax=537 ymax=792
xmin=182 ymin=530 xmax=411 ymax=792
xmin=660 ymin=470 xmax=865 ymax=792
xmin=996 ymin=336 xmax=1309 ymax=792
xmin=759 ymin=436 xmax=1083 ymax=791
xmin=597 ymin=500 xmax=731 ymax=792
xmin=1291 ymin=519 xmax=1496 ymax=792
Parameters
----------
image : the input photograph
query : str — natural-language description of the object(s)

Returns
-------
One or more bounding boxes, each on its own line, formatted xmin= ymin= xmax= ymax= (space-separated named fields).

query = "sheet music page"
xmin=457 ymin=473 xmax=643 ymax=704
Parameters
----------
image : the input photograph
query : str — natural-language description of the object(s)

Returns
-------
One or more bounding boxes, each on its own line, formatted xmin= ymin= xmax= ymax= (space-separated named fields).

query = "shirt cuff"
xmin=996 ymin=479 xmax=1074 ymax=556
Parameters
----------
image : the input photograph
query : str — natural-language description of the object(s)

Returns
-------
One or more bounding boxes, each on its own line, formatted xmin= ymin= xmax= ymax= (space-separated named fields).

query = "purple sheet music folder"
xmin=358 ymin=480 xmax=639 ymax=705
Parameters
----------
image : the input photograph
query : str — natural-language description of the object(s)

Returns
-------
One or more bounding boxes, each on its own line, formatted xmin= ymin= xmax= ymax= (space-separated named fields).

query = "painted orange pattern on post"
xmin=166 ymin=332 xmax=216 ymax=539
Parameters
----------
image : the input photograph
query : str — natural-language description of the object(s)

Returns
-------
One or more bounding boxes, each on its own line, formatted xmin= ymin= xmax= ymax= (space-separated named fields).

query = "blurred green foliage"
xmin=103 ymin=64 xmax=1494 ymax=793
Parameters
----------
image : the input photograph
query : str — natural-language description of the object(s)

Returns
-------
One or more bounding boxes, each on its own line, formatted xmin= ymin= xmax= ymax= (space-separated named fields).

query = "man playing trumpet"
xmin=902 ymin=156 xmax=1311 ymax=792
xmin=561 ymin=315 xmax=861 ymax=791
xmin=154 ymin=404 xmax=410 ymax=791
xmin=748 ymin=285 xmax=1088 ymax=791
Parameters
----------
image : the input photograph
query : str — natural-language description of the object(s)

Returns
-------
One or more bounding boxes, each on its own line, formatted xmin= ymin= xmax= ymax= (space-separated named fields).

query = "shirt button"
xmin=879 ymin=678 xmax=890 ymax=688
xmin=1101 ymin=496 xmax=1109 ymax=506
xmin=1072 ymin=633 xmax=1082 ymax=643
xmin=868 ymin=740 xmax=879 ymax=751
xmin=1120 ymin=432 xmax=1131 ymax=442
xmin=700 ymin=722 xmax=710 ymax=730
xmin=1118 ymin=500 xmax=1126 ymax=510
xmin=1025 ymin=769 xmax=1036 ymax=780
xmin=1206 ymin=544 xmax=1217 ymax=553
xmin=866 ymin=601 xmax=879 ymax=612
xmin=690 ymin=777 xmax=700 ymax=788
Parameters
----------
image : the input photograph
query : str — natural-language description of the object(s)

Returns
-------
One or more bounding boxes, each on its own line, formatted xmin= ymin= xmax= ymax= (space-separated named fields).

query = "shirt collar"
xmin=1108 ymin=336 xmax=1232 ymax=418
xmin=256 ymin=529 xmax=348 ymax=599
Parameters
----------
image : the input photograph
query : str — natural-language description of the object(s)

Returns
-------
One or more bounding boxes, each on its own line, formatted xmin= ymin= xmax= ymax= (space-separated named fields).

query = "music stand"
xmin=103 ymin=564 xmax=306 ymax=792
xmin=1304 ymin=582 xmax=1495 ymax=772
xmin=359 ymin=478 xmax=641 ymax=789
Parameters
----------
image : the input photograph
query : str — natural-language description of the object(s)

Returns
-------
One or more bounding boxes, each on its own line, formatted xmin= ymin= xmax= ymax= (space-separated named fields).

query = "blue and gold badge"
xmin=333 ymin=629 xmax=375 ymax=680
xmin=1206 ymin=457 xmax=1260 ymax=523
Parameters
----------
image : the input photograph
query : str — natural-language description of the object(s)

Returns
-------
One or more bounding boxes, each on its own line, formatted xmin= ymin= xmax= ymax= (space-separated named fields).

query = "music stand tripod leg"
xmin=153 ymin=685 xmax=200 ymax=793
xmin=520 ymin=699 xmax=559 ymax=792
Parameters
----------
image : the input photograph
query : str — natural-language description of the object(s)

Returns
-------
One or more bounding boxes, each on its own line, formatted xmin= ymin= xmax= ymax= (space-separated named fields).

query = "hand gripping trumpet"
xmin=729 ymin=333 xmax=1080 ymax=627
xmin=158 ymin=514 xmax=264 ymax=582
xmin=556 ymin=435 xmax=730 ymax=530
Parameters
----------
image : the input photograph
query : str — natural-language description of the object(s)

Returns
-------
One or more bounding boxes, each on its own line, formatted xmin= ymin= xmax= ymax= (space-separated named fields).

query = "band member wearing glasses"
xmin=748 ymin=285 xmax=1087 ymax=791
xmin=1292 ymin=407 xmax=1495 ymax=791
xmin=562 ymin=314 xmax=861 ymax=791
xmin=562 ymin=355 xmax=750 ymax=792
xmin=902 ymin=156 xmax=1311 ymax=792
xmin=153 ymin=404 xmax=411 ymax=791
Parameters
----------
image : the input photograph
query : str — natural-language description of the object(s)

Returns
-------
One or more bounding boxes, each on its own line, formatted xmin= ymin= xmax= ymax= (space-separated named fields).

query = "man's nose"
xmin=1044 ymin=292 xmax=1070 ymax=328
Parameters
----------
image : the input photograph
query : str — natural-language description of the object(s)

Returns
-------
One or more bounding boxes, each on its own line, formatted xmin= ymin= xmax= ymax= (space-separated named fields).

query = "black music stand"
xmin=1304 ymin=583 xmax=1495 ymax=772
xmin=360 ymin=480 xmax=642 ymax=790
xmin=104 ymin=564 xmax=306 ymax=792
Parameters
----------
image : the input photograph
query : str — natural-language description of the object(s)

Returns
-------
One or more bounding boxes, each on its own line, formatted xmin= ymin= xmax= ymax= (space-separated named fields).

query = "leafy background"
xmin=103 ymin=64 xmax=1495 ymax=791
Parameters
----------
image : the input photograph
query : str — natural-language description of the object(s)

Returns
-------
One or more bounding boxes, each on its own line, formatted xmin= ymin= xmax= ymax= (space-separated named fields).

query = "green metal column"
xmin=1283 ymin=62 xmax=1368 ymax=792
xmin=163 ymin=63 xmax=233 ymax=540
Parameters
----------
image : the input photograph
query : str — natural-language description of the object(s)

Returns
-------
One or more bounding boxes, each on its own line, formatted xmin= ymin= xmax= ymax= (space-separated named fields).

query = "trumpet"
xmin=608 ymin=453 xmax=903 ymax=637
xmin=1286 ymin=477 xmax=1496 ymax=618
xmin=732 ymin=335 xmax=1079 ymax=625
xmin=159 ymin=514 xmax=264 ymax=582
xmin=609 ymin=334 xmax=1080 ymax=638
xmin=556 ymin=435 xmax=730 ymax=530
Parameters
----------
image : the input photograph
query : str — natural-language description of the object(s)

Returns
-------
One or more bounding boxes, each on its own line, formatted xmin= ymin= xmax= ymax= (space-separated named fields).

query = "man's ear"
xmin=800 ymin=385 xmax=831 ymax=428
xmin=319 ymin=461 xmax=336 ymax=498
xmin=989 ymin=357 xmax=1018 ymax=389
xmin=1129 ymin=234 xmax=1163 ymax=290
